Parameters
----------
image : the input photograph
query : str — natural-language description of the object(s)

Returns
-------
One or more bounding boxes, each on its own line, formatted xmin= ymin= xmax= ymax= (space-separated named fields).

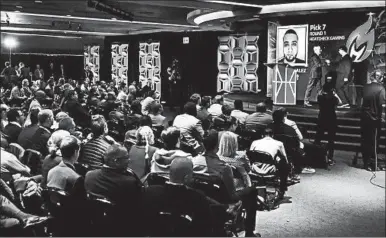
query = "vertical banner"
xmin=83 ymin=45 xmax=100 ymax=83
xmin=139 ymin=42 xmax=161 ymax=100
xmin=111 ymin=43 xmax=129 ymax=87
xmin=267 ymin=21 xmax=279 ymax=97
xmin=273 ymin=64 xmax=297 ymax=105
xmin=217 ymin=35 xmax=259 ymax=93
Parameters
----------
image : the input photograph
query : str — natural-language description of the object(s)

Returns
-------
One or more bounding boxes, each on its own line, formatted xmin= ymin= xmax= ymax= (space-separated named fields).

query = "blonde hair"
xmin=136 ymin=126 xmax=155 ymax=160
xmin=218 ymin=131 xmax=238 ymax=158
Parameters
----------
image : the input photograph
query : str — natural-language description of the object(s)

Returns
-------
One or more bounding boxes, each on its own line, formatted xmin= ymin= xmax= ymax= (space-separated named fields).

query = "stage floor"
xmin=223 ymin=92 xmax=363 ymax=118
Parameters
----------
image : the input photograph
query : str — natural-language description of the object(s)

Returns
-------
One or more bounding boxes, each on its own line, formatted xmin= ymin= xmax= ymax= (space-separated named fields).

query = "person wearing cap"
xmin=47 ymin=135 xmax=81 ymax=193
xmin=84 ymin=144 xmax=144 ymax=236
xmin=208 ymin=95 xmax=224 ymax=117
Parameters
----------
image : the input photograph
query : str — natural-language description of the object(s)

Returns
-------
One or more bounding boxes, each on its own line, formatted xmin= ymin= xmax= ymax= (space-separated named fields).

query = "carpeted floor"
xmin=256 ymin=150 xmax=386 ymax=237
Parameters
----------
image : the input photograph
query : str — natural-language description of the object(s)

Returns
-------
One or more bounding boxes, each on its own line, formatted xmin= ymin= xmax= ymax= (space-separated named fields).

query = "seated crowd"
xmin=0 ymin=71 xmax=328 ymax=237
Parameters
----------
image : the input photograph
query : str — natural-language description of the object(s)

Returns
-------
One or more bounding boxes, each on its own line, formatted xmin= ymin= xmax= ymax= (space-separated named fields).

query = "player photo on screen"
xmin=276 ymin=24 xmax=309 ymax=67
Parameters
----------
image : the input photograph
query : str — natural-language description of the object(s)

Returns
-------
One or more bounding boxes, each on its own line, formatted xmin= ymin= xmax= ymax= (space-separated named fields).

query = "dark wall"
xmin=105 ymin=31 xmax=233 ymax=100
xmin=1 ymin=33 xmax=105 ymax=81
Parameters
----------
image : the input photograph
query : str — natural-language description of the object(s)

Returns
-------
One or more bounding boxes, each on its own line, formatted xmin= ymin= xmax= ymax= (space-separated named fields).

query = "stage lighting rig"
xmin=87 ymin=0 xmax=134 ymax=21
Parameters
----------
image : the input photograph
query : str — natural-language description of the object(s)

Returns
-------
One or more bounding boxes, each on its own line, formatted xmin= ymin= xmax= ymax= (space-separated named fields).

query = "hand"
xmin=344 ymin=78 xmax=348 ymax=82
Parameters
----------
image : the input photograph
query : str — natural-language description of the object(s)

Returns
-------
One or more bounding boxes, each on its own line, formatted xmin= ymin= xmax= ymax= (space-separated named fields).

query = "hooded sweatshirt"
xmin=150 ymin=149 xmax=192 ymax=174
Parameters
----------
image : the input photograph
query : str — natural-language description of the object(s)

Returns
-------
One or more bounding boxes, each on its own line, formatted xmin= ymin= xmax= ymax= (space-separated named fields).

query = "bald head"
xmin=169 ymin=157 xmax=193 ymax=185
xmin=104 ymin=144 xmax=129 ymax=169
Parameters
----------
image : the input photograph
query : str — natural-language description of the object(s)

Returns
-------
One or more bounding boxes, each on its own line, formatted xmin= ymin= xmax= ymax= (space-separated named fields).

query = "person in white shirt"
xmin=250 ymin=128 xmax=291 ymax=199
xmin=141 ymin=90 xmax=157 ymax=115
xmin=208 ymin=95 xmax=224 ymax=117
xmin=230 ymin=100 xmax=249 ymax=124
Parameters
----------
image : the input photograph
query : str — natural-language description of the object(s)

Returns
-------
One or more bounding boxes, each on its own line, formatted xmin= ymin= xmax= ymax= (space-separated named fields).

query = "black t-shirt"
xmin=362 ymin=82 xmax=385 ymax=120
xmin=317 ymin=92 xmax=339 ymax=122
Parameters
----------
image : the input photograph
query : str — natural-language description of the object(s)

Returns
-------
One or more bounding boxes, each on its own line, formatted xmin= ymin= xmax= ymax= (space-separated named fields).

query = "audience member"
xmin=192 ymin=130 xmax=260 ymax=237
xmin=3 ymin=109 xmax=24 ymax=143
xmin=173 ymin=102 xmax=205 ymax=155
xmin=231 ymin=100 xmax=249 ymax=124
xmin=151 ymin=127 xmax=191 ymax=174
xmin=245 ymin=103 xmax=272 ymax=132
xmin=190 ymin=93 xmax=202 ymax=110
xmin=250 ymin=128 xmax=291 ymax=197
xmin=208 ymin=95 xmax=224 ymax=117
xmin=41 ymin=130 xmax=70 ymax=187
xmin=149 ymin=103 xmax=168 ymax=128
xmin=47 ymin=136 xmax=81 ymax=193
xmin=141 ymin=90 xmax=157 ymax=115
xmin=79 ymin=115 xmax=114 ymax=170
xmin=217 ymin=131 xmax=252 ymax=191
xmin=0 ymin=104 xmax=9 ymax=131
xmin=29 ymin=109 xmax=54 ymax=156
xmin=128 ymin=126 xmax=158 ymax=179
xmin=17 ymin=108 xmax=40 ymax=149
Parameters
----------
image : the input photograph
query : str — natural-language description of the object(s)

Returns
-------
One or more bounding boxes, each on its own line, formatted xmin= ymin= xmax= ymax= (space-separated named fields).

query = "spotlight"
xmin=4 ymin=37 xmax=18 ymax=48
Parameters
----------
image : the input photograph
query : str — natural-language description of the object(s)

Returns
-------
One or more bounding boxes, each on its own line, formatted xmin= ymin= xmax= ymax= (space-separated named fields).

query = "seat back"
xmin=273 ymin=134 xmax=299 ymax=154
xmin=191 ymin=173 xmax=231 ymax=204
xmin=42 ymin=188 xmax=70 ymax=218
xmin=247 ymin=150 xmax=277 ymax=177
xmin=143 ymin=172 xmax=169 ymax=186
xmin=152 ymin=125 xmax=164 ymax=139
xmin=8 ymin=143 xmax=25 ymax=160
xmin=150 ymin=211 xmax=194 ymax=237
xmin=23 ymin=149 xmax=42 ymax=175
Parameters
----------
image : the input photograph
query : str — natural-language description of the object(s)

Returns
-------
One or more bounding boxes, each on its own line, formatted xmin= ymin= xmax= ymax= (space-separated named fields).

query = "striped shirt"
xmin=80 ymin=136 xmax=111 ymax=170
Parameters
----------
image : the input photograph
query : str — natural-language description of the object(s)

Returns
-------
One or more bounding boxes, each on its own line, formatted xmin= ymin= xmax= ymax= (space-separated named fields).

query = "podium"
xmin=265 ymin=63 xmax=298 ymax=105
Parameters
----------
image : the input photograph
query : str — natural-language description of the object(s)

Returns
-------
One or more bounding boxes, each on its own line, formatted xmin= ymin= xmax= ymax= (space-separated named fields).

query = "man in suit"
xmin=84 ymin=144 xmax=144 ymax=236
xmin=59 ymin=64 xmax=66 ymax=79
xmin=47 ymin=62 xmax=56 ymax=81
xmin=3 ymin=109 xmax=24 ymax=143
xmin=335 ymin=46 xmax=353 ymax=108
xmin=83 ymin=64 xmax=94 ymax=82
xmin=18 ymin=62 xmax=30 ymax=80
xmin=29 ymin=109 xmax=54 ymax=157
xmin=34 ymin=64 xmax=44 ymax=81
xmin=1 ymin=61 xmax=15 ymax=89
xmin=278 ymin=29 xmax=306 ymax=65
xmin=304 ymin=45 xmax=326 ymax=106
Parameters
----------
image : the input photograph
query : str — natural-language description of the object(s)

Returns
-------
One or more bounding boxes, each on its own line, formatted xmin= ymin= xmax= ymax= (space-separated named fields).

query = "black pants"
xmin=235 ymin=187 xmax=258 ymax=234
xmin=360 ymin=114 xmax=382 ymax=166
xmin=315 ymin=123 xmax=337 ymax=159
xmin=336 ymin=80 xmax=351 ymax=105
xmin=277 ymin=158 xmax=290 ymax=192
xmin=304 ymin=77 xmax=322 ymax=102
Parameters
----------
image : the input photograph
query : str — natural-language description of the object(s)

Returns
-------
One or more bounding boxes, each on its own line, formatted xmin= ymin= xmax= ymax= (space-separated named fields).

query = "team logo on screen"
xmin=346 ymin=13 xmax=375 ymax=63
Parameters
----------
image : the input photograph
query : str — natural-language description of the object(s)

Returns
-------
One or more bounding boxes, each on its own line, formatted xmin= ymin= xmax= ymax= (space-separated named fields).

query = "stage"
xmin=223 ymin=92 xmax=386 ymax=153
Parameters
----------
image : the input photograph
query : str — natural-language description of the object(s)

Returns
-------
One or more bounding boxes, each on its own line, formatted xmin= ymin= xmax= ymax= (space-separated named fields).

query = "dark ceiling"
xmin=0 ymin=0 xmax=384 ymax=37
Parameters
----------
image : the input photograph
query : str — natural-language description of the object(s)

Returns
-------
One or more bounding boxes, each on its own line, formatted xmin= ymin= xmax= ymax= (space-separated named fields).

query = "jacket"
xmin=336 ymin=54 xmax=352 ymax=82
xmin=151 ymin=149 xmax=192 ymax=174
xmin=173 ymin=114 xmax=204 ymax=152
xmin=309 ymin=54 xmax=323 ymax=79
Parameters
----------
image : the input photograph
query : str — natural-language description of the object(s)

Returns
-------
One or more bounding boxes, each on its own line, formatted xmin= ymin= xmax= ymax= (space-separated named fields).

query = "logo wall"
xmin=346 ymin=13 xmax=375 ymax=63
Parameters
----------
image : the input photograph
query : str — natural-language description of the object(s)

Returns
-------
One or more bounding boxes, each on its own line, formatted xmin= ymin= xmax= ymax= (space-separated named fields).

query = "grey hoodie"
xmin=150 ymin=149 xmax=192 ymax=174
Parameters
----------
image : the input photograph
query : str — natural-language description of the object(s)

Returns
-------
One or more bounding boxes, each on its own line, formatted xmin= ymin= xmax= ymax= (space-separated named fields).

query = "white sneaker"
xmin=337 ymin=104 xmax=349 ymax=109
xmin=302 ymin=167 xmax=316 ymax=174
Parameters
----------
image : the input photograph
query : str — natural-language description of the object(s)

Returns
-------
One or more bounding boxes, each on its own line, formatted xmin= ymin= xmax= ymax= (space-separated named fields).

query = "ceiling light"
xmin=35 ymin=0 xmax=43 ymax=3
xmin=66 ymin=15 xmax=72 ymax=17
xmin=203 ymin=0 xmax=263 ymax=8
xmin=111 ymin=18 xmax=117 ymax=20
xmin=3 ymin=37 xmax=18 ymax=48
xmin=1 ymin=26 xmax=127 ymax=36
xmin=194 ymin=10 xmax=235 ymax=25
xmin=16 ymin=6 xmax=23 ymax=9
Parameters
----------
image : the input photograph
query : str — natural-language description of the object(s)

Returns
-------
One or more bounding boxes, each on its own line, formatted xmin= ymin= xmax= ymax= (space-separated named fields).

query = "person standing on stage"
xmin=360 ymin=70 xmax=385 ymax=171
xmin=314 ymin=83 xmax=341 ymax=165
xmin=335 ymin=46 xmax=352 ymax=108
xmin=304 ymin=45 xmax=326 ymax=107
